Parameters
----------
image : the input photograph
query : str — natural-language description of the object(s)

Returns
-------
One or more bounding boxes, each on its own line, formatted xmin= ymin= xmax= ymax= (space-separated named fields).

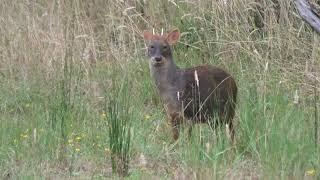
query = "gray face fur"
xmin=147 ymin=40 xmax=173 ymax=67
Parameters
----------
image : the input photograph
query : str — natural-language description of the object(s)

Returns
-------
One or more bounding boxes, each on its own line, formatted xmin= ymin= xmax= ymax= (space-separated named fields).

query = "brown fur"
xmin=143 ymin=29 xmax=237 ymax=141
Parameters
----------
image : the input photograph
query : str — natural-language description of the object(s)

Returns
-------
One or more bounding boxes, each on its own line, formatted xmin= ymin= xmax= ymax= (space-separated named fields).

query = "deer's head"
xmin=143 ymin=29 xmax=180 ymax=67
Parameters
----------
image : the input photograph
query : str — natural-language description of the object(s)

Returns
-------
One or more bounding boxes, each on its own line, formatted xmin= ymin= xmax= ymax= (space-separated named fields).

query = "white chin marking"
xmin=152 ymin=61 xmax=163 ymax=66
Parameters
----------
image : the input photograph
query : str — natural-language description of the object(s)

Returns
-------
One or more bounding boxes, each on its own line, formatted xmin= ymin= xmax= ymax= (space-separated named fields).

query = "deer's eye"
xmin=149 ymin=45 xmax=155 ymax=49
xmin=163 ymin=45 xmax=168 ymax=50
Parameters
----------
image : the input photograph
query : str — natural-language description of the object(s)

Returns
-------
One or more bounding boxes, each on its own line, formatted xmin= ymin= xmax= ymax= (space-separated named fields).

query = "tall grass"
xmin=0 ymin=0 xmax=319 ymax=179
xmin=107 ymin=76 xmax=132 ymax=176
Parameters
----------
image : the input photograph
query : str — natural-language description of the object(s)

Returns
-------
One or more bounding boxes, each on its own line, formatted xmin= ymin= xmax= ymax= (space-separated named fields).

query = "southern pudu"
xmin=143 ymin=29 xmax=237 ymax=142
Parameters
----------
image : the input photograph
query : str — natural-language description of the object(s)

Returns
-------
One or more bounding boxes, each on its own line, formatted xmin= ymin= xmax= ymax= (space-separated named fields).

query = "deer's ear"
xmin=166 ymin=29 xmax=180 ymax=44
xmin=143 ymin=31 xmax=154 ymax=41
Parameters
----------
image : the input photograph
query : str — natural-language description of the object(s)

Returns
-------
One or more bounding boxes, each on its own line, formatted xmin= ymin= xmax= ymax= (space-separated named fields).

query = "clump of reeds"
xmin=106 ymin=76 xmax=132 ymax=176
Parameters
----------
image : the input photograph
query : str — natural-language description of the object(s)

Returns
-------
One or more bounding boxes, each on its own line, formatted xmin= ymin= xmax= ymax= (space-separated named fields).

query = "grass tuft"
xmin=107 ymin=76 xmax=132 ymax=176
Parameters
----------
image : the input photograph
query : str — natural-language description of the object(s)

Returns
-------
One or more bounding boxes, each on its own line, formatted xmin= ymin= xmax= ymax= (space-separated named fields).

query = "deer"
xmin=143 ymin=29 xmax=237 ymax=142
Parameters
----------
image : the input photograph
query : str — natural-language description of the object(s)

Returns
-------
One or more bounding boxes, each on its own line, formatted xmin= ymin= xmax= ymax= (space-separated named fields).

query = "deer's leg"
xmin=187 ymin=120 xmax=193 ymax=140
xmin=227 ymin=100 xmax=236 ymax=144
xmin=170 ymin=112 xmax=183 ymax=141
xmin=172 ymin=124 xmax=180 ymax=141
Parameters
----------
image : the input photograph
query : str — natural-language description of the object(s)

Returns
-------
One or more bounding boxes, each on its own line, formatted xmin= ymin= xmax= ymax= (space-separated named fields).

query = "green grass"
xmin=107 ymin=75 xmax=133 ymax=176
xmin=0 ymin=0 xmax=319 ymax=179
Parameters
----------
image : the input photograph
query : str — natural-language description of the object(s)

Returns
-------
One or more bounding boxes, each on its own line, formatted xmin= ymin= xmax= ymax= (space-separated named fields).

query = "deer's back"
xmin=178 ymin=65 xmax=237 ymax=122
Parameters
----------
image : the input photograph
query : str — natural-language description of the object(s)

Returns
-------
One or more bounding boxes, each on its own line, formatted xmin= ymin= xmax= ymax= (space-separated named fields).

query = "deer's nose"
xmin=154 ymin=57 xmax=162 ymax=62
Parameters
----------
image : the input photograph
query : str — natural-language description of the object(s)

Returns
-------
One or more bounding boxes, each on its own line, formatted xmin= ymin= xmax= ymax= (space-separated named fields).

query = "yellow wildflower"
xmin=20 ymin=134 xmax=28 ymax=138
xmin=144 ymin=114 xmax=151 ymax=120
xmin=68 ymin=139 xmax=73 ymax=144
xmin=75 ymin=148 xmax=80 ymax=152
xmin=75 ymin=136 xmax=82 ymax=141
xmin=305 ymin=169 xmax=316 ymax=176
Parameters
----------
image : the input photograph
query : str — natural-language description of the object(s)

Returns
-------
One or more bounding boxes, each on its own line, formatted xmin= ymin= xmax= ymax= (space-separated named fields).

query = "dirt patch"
xmin=225 ymin=159 xmax=261 ymax=180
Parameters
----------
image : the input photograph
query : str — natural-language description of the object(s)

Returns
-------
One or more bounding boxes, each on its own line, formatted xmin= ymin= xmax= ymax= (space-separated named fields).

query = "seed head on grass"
xmin=205 ymin=142 xmax=211 ymax=153
xmin=139 ymin=153 xmax=147 ymax=168
xmin=293 ymin=90 xmax=299 ymax=104
xmin=194 ymin=70 xmax=199 ymax=87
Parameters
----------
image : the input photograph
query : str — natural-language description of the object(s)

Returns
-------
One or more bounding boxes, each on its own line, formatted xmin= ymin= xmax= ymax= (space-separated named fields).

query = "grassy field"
xmin=0 ymin=0 xmax=319 ymax=179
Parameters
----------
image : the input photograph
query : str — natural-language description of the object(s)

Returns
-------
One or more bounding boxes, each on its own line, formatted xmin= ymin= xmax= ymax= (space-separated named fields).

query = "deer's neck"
xmin=150 ymin=60 xmax=180 ymax=94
